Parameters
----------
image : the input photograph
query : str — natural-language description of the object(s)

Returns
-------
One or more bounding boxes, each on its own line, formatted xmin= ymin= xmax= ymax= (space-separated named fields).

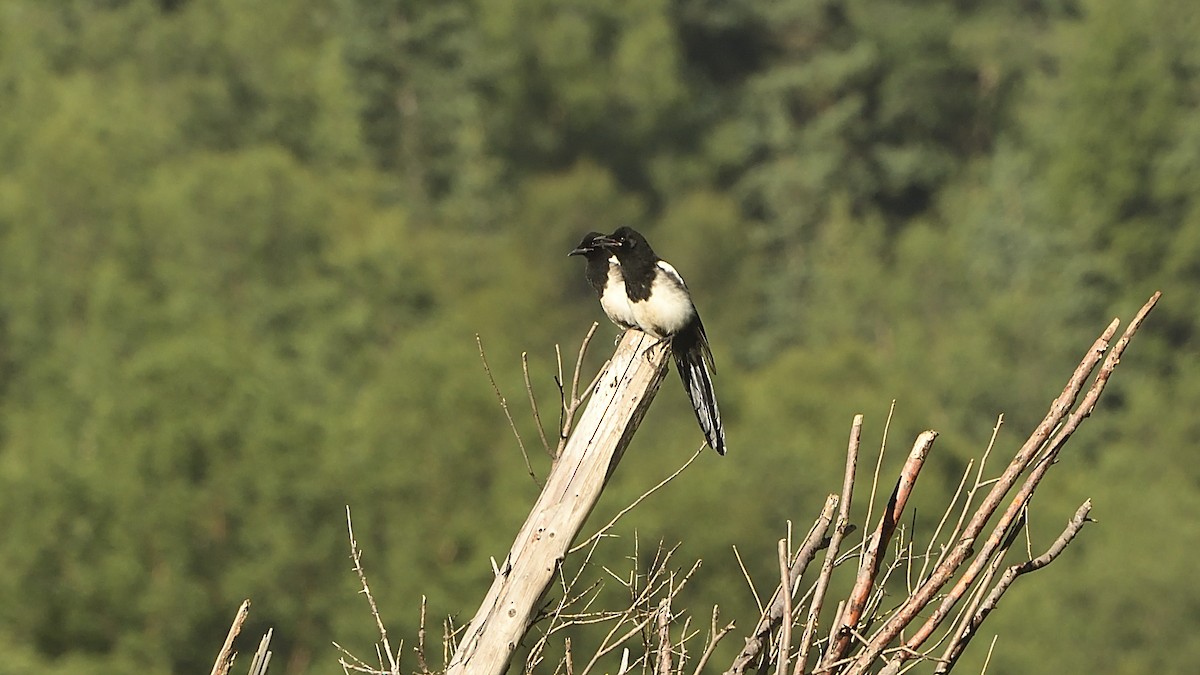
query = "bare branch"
xmin=245 ymin=628 xmax=274 ymax=675
xmin=417 ymin=596 xmax=429 ymax=673
xmin=556 ymin=323 xmax=602 ymax=457
xmin=210 ymin=599 xmax=250 ymax=675
xmin=795 ymin=415 xmax=863 ymax=673
xmin=824 ymin=431 xmax=936 ymax=666
xmin=934 ymin=501 xmax=1093 ymax=673
xmin=523 ymin=351 xmax=552 ymax=456
xmin=731 ymin=545 xmax=764 ymax=618
xmin=863 ymin=402 xmax=896 ymax=540
xmin=692 ymin=607 xmax=736 ymax=675
xmin=343 ymin=506 xmax=400 ymax=674
xmin=846 ymin=292 xmax=1159 ymax=674
xmin=657 ymin=598 xmax=673 ymax=675
xmin=477 ymin=335 xmax=539 ymax=485
xmin=776 ymin=539 xmax=793 ymax=675
xmin=571 ymin=445 xmax=704 ymax=554
xmin=448 ymin=331 xmax=671 ymax=675
xmin=725 ymin=495 xmax=837 ymax=675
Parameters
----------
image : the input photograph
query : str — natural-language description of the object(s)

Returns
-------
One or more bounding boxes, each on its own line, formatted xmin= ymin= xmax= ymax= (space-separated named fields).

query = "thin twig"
xmin=572 ymin=445 xmax=704 ymax=553
xmin=824 ymin=431 xmax=936 ymax=666
xmin=732 ymin=545 xmax=764 ymax=617
xmin=848 ymin=292 xmax=1158 ymax=675
xmin=523 ymin=351 xmax=553 ymax=456
xmin=777 ymin=540 xmax=793 ymax=675
xmin=917 ymin=459 xmax=973 ymax=591
xmin=557 ymin=323 xmax=601 ymax=454
xmin=863 ymin=402 xmax=896 ymax=536
xmin=929 ymin=416 xmax=1002 ymax=580
xmin=979 ymin=635 xmax=999 ymax=674
xmin=693 ymin=608 xmax=735 ymax=675
xmin=417 ymin=596 xmax=429 ymax=673
xmin=935 ymin=501 xmax=1093 ymax=673
xmin=345 ymin=506 xmax=400 ymax=674
xmin=727 ymin=495 xmax=836 ymax=675
xmin=795 ymin=415 xmax=862 ymax=672
xmin=477 ymin=335 xmax=539 ymax=485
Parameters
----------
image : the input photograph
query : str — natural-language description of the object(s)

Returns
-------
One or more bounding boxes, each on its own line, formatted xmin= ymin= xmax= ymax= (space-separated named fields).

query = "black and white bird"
xmin=602 ymin=226 xmax=728 ymax=455
xmin=568 ymin=232 xmax=637 ymax=330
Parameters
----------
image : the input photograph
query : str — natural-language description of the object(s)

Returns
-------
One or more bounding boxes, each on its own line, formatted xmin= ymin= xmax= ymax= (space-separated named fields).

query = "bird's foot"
xmin=642 ymin=335 xmax=671 ymax=362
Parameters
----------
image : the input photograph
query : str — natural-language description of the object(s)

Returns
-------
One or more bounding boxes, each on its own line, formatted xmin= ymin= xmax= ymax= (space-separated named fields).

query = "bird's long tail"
xmin=672 ymin=342 xmax=727 ymax=455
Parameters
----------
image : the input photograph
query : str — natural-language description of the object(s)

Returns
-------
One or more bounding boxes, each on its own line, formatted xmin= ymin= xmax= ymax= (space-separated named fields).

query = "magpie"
xmin=604 ymin=226 xmax=728 ymax=455
xmin=569 ymin=232 xmax=637 ymax=330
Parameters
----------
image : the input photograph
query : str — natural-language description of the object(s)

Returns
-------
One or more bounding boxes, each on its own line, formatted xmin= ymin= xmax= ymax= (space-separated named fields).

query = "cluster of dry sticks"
xmin=231 ymin=292 xmax=1156 ymax=675
xmin=209 ymin=599 xmax=274 ymax=675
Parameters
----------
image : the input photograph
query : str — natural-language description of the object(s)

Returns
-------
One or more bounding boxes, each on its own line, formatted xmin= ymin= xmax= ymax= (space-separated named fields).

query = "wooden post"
xmin=447 ymin=330 xmax=672 ymax=675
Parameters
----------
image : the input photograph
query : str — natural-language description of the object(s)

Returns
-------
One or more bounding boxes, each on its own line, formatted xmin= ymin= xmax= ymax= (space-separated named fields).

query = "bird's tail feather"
xmin=673 ymin=347 xmax=727 ymax=455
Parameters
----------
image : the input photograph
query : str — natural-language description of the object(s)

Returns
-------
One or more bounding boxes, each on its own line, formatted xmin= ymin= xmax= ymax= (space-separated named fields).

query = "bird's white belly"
xmin=601 ymin=261 xmax=637 ymax=328
xmin=632 ymin=274 xmax=694 ymax=338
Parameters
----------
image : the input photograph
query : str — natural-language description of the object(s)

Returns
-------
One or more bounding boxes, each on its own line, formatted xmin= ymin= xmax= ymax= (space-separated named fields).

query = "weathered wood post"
xmin=447 ymin=330 xmax=671 ymax=675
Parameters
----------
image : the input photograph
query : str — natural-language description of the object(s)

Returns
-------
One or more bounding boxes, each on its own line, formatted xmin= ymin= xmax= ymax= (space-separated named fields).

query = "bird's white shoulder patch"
xmin=656 ymin=260 xmax=688 ymax=290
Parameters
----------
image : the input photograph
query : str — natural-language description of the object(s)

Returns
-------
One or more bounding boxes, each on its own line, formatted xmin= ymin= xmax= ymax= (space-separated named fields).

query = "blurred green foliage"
xmin=0 ymin=0 xmax=1196 ymax=673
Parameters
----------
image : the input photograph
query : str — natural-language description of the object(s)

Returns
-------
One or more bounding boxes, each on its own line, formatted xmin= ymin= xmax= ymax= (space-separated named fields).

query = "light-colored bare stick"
xmin=935 ymin=501 xmax=1093 ymax=673
xmin=895 ymin=295 xmax=1156 ymax=658
xmin=678 ymin=614 xmax=693 ymax=675
xmin=246 ymin=628 xmax=274 ymax=675
xmin=725 ymin=494 xmax=837 ymax=675
xmin=345 ymin=507 xmax=399 ymax=674
xmin=210 ymin=599 xmax=250 ymax=675
xmin=523 ymin=352 xmax=553 ymax=456
xmin=846 ymin=292 xmax=1157 ymax=674
xmin=569 ymin=324 xmax=601 ymax=405
xmin=824 ymin=431 xmax=936 ymax=666
xmin=572 ymin=445 xmax=703 ymax=554
xmin=776 ymin=539 xmax=793 ymax=675
xmin=477 ymin=335 xmax=538 ymax=484
xmin=979 ymin=635 xmax=998 ymax=674
xmin=581 ymin=615 xmax=656 ymax=675
xmin=795 ymin=415 xmax=862 ymax=673
xmin=692 ymin=608 xmax=735 ymax=675
xmin=731 ymin=545 xmax=763 ymax=616
xmin=822 ymin=601 xmax=847 ymax=666
xmin=557 ymin=324 xmax=601 ymax=452
xmin=417 ymin=595 xmax=429 ymax=673
xmin=926 ymin=522 xmax=1017 ymax=673
xmin=929 ymin=416 xmax=1002 ymax=580
xmin=657 ymin=598 xmax=673 ymax=675
xmin=863 ymin=401 xmax=896 ymax=536
xmin=917 ymin=460 xmax=973 ymax=591
xmin=447 ymin=330 xmax=670 ymax=675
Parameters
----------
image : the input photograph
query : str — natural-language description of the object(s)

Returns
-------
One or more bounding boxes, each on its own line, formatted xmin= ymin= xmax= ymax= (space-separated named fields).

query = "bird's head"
xmin=607 ymin=226 xmax=654 ymax=257
xmin=569 ymin=232 xmax=619 ymax=258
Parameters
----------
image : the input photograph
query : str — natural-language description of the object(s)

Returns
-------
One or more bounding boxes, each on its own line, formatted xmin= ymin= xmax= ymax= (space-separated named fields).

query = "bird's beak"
xmin=569 ymin=236 xmax=619 ymax=256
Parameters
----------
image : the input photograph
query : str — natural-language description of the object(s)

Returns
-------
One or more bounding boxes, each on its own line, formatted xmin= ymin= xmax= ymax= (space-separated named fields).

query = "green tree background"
xmin=0 ymin=0 xmax=1196 ymax=672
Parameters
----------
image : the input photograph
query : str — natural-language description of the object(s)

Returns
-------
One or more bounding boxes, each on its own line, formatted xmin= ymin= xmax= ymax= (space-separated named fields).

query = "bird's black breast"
xmin=619 ymin=258 xmax=656 ymax=302
xmin=623 ymin=275 xmax=653 ymax=302
xmin=584 ymin=257 xmax=610 ymax=296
